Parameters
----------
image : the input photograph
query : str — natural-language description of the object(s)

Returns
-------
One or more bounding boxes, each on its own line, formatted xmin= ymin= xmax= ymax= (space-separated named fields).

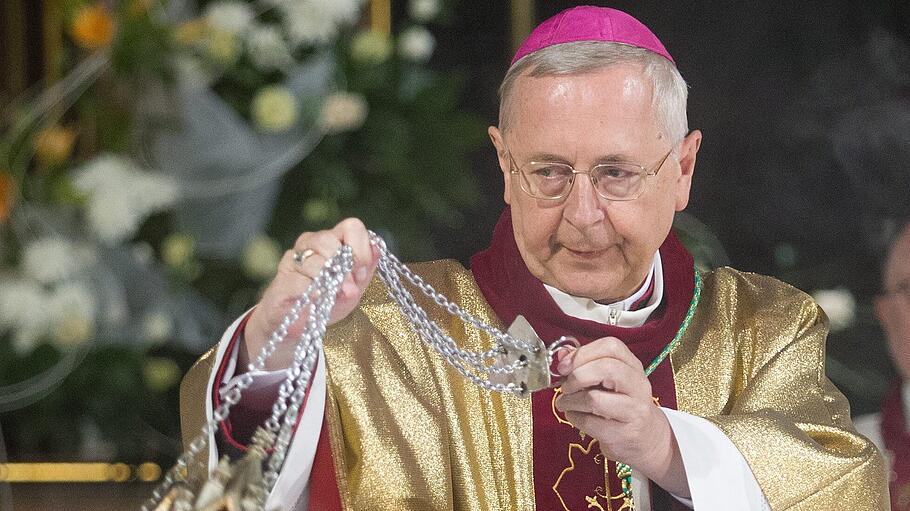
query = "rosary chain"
xmin=143 ymin=233 xmax=547 ymax=511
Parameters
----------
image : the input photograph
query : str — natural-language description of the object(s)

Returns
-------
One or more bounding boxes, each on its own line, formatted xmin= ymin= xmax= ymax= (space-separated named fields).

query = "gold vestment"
xmin=181 ymin=260 xmax=889 ymax=510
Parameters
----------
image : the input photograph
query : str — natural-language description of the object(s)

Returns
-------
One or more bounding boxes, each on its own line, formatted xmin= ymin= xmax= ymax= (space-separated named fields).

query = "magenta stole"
xmin=881 ymin=380 xmax=910 ymax=511
xmin=470 ymin=208 xmax=695 ymax=510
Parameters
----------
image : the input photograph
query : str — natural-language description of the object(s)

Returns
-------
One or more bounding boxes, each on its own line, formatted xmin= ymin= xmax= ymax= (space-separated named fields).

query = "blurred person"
xmin=856 ymin=219 xmax=910 ymax=511
xmin=180 ymin=6 xmax=888 ymax=510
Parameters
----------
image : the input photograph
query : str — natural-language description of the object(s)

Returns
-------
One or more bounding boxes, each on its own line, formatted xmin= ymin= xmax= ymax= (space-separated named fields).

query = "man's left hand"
xmin=555 ymin=336 xmax=691 ymax=498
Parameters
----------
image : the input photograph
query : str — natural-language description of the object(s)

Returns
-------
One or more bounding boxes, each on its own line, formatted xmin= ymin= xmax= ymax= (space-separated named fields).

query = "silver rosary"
xmin=144 ymin=231 xmax=577 ymax=511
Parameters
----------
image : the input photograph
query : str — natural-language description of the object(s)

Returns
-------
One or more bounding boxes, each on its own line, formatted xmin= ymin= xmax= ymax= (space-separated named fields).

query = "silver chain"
xmin=143 ymin=231 xmax=561 ymax=511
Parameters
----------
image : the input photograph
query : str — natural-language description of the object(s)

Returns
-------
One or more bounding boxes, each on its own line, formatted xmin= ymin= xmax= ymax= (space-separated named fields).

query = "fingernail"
xmin=557 ymin=359 xmax=569 ymax=375
xmin=356 ymin=267 xmax=368 ymax=283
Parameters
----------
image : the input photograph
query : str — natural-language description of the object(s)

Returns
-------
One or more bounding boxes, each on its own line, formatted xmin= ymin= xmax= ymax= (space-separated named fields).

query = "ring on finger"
xmin=292 ymin=248 xmax=315 ymax=266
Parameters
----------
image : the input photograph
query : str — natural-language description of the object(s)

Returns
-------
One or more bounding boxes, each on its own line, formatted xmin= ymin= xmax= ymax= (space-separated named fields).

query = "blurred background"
xmin=1 ymin=0 xmax=908 ymax=508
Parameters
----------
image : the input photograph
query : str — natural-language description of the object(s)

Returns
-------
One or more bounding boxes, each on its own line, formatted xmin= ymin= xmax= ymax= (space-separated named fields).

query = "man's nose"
xmin=562 ymin=174 xmax=605 ymax=228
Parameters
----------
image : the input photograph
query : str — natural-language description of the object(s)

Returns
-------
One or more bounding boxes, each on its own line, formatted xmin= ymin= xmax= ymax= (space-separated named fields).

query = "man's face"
xmin=876 ymin=226 xmax=910 ymax=380
xmin=489 ymin=64 xmax=701 ymax=302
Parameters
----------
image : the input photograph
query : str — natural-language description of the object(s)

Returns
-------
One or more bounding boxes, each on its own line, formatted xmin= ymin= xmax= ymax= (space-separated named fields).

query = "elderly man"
xmin=856 ymin=220 xmax=910 ymax=511
xmin=180 ymin=6 xmax=887 ymax=511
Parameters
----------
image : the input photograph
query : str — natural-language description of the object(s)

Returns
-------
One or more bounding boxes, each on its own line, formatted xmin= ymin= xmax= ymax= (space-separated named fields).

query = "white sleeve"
xmin=660 ymin=408 xmax=771 ymax=511
xmin=204 ymin=313 xmax=326 ymax=511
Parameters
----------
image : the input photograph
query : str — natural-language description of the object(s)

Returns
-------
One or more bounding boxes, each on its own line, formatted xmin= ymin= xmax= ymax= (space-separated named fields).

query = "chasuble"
xmin=181 ymin=220 xmax=888 ymax=510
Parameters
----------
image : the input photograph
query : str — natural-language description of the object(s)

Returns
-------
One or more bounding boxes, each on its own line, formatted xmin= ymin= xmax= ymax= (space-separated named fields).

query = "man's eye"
xmin=532 ymin=166 xmax=569 ymax=178
xmin=599 ymin=166 xmax=636 ymax=179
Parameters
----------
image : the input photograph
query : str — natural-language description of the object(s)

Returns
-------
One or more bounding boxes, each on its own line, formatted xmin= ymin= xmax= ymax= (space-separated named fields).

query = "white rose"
xmin=48 ymin=281 xmax=97 ymax=348
xmin=409 ymin=0 xmax=440 ymax=22
xmin=246 ymin=24 xmax=294 ymax=71
xmin=73 ymin=154 xmax=178 ymax=245
xmin=0 ymin=279 xmax=50 ymax=354
xmin=204 ymin=0 xmax=255 ymax=35
xmin=279 ymin=0 xmax=365 ymax=48
xmin=398 ymin=26 xmax=436 ymax=63
xmin=251 ymin=85 xmax=299 ymax=132
xmin=22 ymin=237 xmax=97 ymax=284
xmin=319 ymin=92 xmax=368 ymax=134
xmin=141 ymin=310 xmax=174 ymax=344
xmin=812 ymin=288 xmax=856 ymax=332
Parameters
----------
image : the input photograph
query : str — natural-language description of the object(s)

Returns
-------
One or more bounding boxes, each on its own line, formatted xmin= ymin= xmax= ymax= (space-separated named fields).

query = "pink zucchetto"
xmin=511 ymin=5 xmax=674 ymax=65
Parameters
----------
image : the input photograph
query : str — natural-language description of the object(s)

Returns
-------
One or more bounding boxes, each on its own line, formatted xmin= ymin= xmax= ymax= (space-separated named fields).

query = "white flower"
xmin=812 ymin=288 xmax=856 ymax=333
xmin=242 ymin=234 xmax=282 ymax=280
xmin=204 ymin=0 xmax=255 ymax=35
xmin=21 ymin=237 xmax=97 ymax=284
xmin=246 ymin=24 xmax=294 ymax=71
xmin=319 ymin=92 xmax=368 ymax=134
xmin=251 ymin=85 xmax=299 ymax=132
xmin=398 ymin=26 xmax=435 ymax=63
xmin=0 ymin=279 xmax=50 ymax=354
xmin=408 ymin=0 xmax=440 ymax=22
xmin=350 ymin=30 xmax=392 ymax=64
xmin=48 ymin=281 xmax=97 ymax=347
xmin=141 ymin=310 xmax=174 ymax=344
xmin=73 ymin=154 xmax=179 ymax=245
xmin=279 ymin=0 xmax=365 ymax=47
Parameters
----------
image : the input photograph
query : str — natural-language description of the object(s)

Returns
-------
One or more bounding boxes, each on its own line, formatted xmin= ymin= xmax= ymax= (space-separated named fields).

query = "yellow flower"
xmin=33 ymin=125 xmax=77 ymax=168
xmin=0 ymin=173 xmax=17 ymax=223
xmin=161 ymin=233 xmax=195 ymax=268
xmin=351 ymin=30 xmax=392 ymax=65
xmin=242 ymin=234 xmax=282 ymax=281
xmin=207 ymin=29 xmax=241 ymax=66
xmin=70 ymin=3 xmax=116 ymax=50
xmin=251 ymin=86 xmax=298 ymax=132
xmin=51 ymin=313 xmax=95 ymax=347
xmin=143 ymin=357 xmax=181 ymax=392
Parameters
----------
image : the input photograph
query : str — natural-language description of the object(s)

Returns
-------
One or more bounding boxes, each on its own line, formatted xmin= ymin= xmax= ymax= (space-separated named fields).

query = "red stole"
xmin=881 ymin=380 xmax=910 ymax=511
xmin=471 ymin=208 xmax=695 ymax=510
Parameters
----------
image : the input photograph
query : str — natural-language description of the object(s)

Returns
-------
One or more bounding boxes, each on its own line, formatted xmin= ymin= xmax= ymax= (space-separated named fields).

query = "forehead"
xmin=507 ymin=64 xmax=661 ymax=154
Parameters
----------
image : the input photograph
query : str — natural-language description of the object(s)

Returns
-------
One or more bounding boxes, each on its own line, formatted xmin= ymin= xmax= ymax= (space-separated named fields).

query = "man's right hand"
xmin=240 ymin=218 xmax=380 ymax=371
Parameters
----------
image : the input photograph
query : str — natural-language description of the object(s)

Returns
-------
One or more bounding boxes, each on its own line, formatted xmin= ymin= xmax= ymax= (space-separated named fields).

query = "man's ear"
xmin=488 ymin=125 xmax=512 ymax=205
xmin=674 ymin=129 xmax=702 ymax=211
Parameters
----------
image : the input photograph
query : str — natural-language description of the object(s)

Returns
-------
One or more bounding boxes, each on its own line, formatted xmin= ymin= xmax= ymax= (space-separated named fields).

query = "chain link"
xmin=144 ymin=232 xmax=556 ymax=511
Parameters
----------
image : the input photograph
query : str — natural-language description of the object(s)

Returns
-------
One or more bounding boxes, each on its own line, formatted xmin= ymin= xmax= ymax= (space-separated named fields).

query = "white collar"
xmin=544 ymin=251 xmax=663 ymax=328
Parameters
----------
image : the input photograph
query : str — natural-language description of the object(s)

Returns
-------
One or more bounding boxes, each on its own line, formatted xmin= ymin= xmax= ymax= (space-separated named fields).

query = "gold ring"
xmin=292 ymin=248 xmax=315 ymax=265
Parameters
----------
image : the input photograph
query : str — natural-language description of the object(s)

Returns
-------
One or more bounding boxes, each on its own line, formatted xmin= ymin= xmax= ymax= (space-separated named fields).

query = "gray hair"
xmin=498 ymin=41 xmax=689 ymax=147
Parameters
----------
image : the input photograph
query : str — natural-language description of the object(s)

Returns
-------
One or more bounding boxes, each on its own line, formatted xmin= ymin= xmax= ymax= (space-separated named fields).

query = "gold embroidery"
xmin=552 ymin=436 xmax=601 ymax=511
xmin=551 ymin=386 xmax=640 ymax=511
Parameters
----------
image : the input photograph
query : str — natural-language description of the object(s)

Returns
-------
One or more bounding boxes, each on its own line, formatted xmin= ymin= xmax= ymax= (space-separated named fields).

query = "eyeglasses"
xmin=508 ymin=148 xmax=674 ymax=201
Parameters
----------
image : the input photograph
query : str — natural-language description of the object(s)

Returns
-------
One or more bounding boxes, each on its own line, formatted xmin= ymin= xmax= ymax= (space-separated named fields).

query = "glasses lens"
xmin=522 ymin=163 xmax=573 ymax=198
xmin=592 ymin=164 xmax=645 ymax=200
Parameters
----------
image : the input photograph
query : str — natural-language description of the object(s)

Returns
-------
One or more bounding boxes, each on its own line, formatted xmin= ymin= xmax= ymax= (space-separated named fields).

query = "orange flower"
xmin=33 ymin=126 xmax=77 ymax=167
xmin=0 ymin=173 xmax=17 ymax=223
xmin=70 ymin=3 xmax=116 ymax=50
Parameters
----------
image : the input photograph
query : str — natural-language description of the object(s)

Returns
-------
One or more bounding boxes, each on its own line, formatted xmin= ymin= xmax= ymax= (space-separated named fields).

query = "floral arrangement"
xmin=0 ymin=0 xmax=484 ymax=464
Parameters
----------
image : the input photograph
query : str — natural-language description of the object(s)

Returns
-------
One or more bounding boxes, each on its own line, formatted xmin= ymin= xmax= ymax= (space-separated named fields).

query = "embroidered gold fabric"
xmin=181 ymin=262 xmax=889 ymax=510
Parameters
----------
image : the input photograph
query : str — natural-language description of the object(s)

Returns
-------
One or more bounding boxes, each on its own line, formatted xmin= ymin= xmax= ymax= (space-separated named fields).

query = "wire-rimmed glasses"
xmin=509 ymin=148 xmax=674 ymax=201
